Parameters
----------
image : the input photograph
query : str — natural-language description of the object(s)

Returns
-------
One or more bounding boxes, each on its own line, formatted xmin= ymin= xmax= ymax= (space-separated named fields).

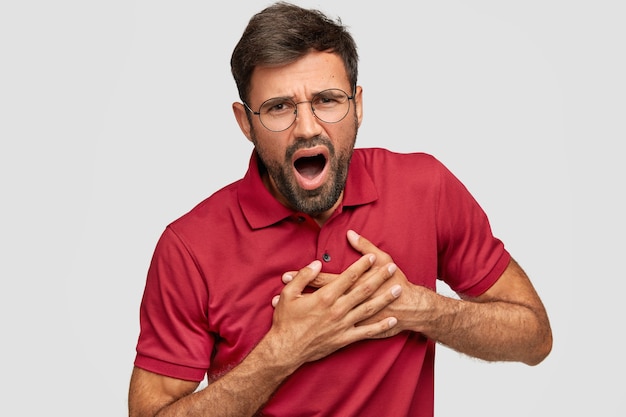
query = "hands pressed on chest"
xmin=275 ymin=230 xmax=441 ymax=340
xmin=273 ymin=229 xmax=553 ymax=366
xmin=268 ymin=238 xmax=402 ymax=366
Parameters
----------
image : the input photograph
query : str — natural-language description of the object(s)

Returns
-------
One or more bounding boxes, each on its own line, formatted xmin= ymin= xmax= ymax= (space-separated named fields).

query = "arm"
xmin=129 ymin=255 xmax=401 ymax=417
xmin=308 ymin=230 xmax=552 ymax=366
xmin=128 ymin=336 xmax=300 ymax=417
xmin=411 ymin=257 xmax=553 ymax=365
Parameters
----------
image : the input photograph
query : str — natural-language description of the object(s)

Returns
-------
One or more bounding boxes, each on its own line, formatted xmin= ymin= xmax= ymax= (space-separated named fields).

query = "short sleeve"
xmin=435 ymin=163 xmax=511 ymax=297
xmin=133 ymin=227 xmax=212 ymax=382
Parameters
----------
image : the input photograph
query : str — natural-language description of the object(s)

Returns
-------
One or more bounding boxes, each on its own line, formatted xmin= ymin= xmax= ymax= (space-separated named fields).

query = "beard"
xmin=251 ymin=118 xmax=358 ymax=216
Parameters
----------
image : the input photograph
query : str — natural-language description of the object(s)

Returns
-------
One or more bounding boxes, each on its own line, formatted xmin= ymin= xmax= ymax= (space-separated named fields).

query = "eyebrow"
xmin=262 ymin=88 xmax=345 ymax=102
xmin=263 ymin=95 xmax=296 ymax=102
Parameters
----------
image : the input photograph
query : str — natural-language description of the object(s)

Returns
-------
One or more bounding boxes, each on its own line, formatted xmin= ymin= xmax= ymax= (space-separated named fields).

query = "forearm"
xmin=421 ymin=294 xmax=552 ymax=365
xmin=154 ymin=336 xmax=299 ymax=417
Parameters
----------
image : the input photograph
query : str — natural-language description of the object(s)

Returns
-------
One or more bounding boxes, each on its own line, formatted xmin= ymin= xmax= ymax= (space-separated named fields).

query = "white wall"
xmin=1 ymin=0 xmax=623 ymax=415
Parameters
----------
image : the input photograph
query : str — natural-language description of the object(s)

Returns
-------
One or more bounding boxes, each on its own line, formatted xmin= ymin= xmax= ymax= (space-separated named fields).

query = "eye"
xmin=319 ymin=97 xmax=336 ymax=104
xmin=313 ymin=90 xmax=345 ymax=108
xmin=261 ymin=99 xmax=295 ymax=115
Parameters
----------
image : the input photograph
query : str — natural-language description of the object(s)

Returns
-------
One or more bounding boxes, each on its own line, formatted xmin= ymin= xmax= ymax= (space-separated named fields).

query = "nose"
xmin=292 ymin=100 xmax=323 ymax=138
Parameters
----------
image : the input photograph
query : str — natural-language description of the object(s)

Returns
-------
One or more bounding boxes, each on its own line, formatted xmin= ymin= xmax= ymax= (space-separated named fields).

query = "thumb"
xmin=347 ymin=230 xmax=393 ymax=264
xmin=347 ymin=229 xmax=376 ymax=254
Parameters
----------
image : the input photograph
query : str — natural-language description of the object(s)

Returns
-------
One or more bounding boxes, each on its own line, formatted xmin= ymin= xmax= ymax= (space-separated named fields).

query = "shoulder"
xmin=352 ymin=147 xmax=451 ymax=185
xmin=353 ymin=148 xmax=444 ymax=171
xmin=166 ymin=179 xmax=243 ymax=238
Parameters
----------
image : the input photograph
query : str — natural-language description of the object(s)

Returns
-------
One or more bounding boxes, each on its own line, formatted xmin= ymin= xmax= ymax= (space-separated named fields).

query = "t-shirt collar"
xmin=238 ymin=149 xmax=378 ymax=229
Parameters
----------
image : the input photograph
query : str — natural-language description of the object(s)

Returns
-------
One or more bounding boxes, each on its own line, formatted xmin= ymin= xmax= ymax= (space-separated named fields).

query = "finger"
xmin=281 ymin=272 xmax=295 ymax=284
xmin=318 ymin=253 xmax=376 ymax=299
xmin=359 ymin=317 xmax=400 ymax=340
xmin=343 ymin=262 xmax=398 ymax=307
xmin=346 ymin=283 xmax=402 ymax=326
xmin=308 ymin=272 xmax=338 ymax=288
xmin=347 ymin=230 xmax=392 ymax=263
xmin=282 ymin=271 xmax=338 ymax=287
xmin=271 ymin=294 xmax=280 ymax=308
xmin=347 ymin=315 xmax=399 ymax=341
xmin=281 ymin=260 xmax=322 ymax=299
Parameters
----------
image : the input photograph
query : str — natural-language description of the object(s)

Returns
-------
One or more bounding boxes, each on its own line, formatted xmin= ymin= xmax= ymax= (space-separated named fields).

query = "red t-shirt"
xmin=134 ymin=148 xmax=510 ymax=416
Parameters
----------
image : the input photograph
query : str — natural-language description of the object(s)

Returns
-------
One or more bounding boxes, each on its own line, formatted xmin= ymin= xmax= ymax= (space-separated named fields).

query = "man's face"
xmin=236 ymin=51 xmax=363 ymax=220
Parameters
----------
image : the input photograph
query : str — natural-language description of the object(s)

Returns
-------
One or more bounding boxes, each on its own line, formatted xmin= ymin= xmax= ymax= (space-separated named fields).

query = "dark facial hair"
xmin=251 ymin=118 xmax=358 ymax=216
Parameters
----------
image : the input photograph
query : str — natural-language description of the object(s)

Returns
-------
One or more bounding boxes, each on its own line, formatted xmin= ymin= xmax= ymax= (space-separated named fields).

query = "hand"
xmin=286 ymin=230 xmax=440 ymax=335
xmin=267 ymin=252 xmax=402 ymax=366
xmin=336 ymin=235 xmax=553 ymax=365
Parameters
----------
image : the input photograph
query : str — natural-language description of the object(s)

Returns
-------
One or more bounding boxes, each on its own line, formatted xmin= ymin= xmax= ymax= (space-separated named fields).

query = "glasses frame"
xmin=243 ymin=88 xmax=355 ymax=132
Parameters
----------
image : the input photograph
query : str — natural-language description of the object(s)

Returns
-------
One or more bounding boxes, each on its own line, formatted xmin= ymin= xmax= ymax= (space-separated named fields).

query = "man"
xmin=128 ymin=2 xmax=552 ymax=416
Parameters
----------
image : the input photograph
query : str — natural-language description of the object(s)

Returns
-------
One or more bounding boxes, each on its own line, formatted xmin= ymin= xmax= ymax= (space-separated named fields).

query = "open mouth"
xmin=294 ymin=154 xmax=327 ymax=179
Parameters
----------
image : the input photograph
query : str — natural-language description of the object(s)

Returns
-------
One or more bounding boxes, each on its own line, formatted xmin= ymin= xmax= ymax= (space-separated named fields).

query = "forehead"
xmin=248 ymin=51 xmax=351 ymax=101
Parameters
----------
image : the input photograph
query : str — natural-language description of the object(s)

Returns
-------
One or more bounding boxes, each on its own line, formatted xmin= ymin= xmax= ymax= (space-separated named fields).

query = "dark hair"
xmin=230 ymin=2 xmax=358 ymax=102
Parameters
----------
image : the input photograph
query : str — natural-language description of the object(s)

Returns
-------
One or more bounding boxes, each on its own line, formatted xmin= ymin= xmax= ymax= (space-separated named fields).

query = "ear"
xmin=232 ymin=102 xmax=253 ymax=142
xmin=353 ymin=86 xmax=363 ymax=128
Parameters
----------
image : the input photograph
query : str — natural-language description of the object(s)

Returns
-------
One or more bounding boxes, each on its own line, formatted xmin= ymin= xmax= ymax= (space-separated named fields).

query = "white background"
xmin=1 ymin=0 xmax=624 ymax=415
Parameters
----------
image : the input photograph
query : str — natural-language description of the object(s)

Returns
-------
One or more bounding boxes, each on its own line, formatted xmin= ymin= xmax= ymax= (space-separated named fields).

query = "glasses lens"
xmin=259 ymin=98 xmax=297 ymax=131
xmin=311 ymin=89 xmax=351 ymax=124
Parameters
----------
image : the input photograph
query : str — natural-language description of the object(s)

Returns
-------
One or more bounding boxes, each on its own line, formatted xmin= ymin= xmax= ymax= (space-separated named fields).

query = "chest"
xmin=197 ymin=205 xmax=438 ymax=375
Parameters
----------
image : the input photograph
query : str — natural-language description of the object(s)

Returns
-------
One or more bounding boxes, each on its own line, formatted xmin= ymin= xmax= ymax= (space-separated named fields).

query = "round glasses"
xmin=244 ymin=88 xmax=354 ymax=132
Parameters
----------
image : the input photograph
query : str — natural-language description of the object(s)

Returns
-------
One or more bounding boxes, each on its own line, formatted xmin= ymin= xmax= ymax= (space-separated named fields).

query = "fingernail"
xmin=271 ymin=295 xmax=280 ymax=307
xmin=347 ymin=230 xmax=360 ymax=241
xmin=282 ymin=273 xmax=293 ymax=283
xmin=369 ymin=254 xmax=376 ymax=263
xmin=388 ymin=317 xmax=398 ymax=328
xmin=391 ymin=284 xmax=402 ymax=298
xmin=387 ymin=263 xmax=397 ymax=275
xmin=309 ymin=260 xmax=321 ymax=271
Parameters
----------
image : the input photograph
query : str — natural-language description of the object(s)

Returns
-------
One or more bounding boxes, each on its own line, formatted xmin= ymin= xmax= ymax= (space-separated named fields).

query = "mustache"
xmin=285 ymin=135 xmax=335 ymax=160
